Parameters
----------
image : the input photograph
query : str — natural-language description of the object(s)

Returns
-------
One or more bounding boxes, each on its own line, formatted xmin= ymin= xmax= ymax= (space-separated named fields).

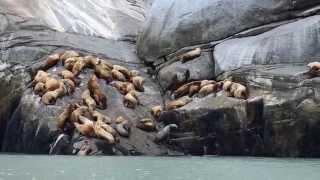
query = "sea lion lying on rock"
xmin=307 ymin=62 xmax=320 ymax=76
xmin=59 ymin=70 xmax=75 ymax=82
xmin=64 ymin=57 xmax=79 ymax=70
xmin=131 ymin=76 xmax=145 ymax=92
xmin=110 ymin=81 xmax=135 ymax=95
xmin=151 ymin=106 xmax=162 ymax=119
xmin=88 ymin=75 xmax=107 ymax=109
xmin=123 ymin=90 xmax=139 ymax=109
xmin=113 ymin=65 xmax=131 ymax=79
xmin=33 ymin=82 xmax=45 ymax=95
xmin=198 ymin=82 xmax=223 ymax=97
xmin=72 ymin=57 xmax=90 ymax=76
xmin=136 ymin=118 xmax=156 ymax=132
xmin=178 ymin=47 xmax=201 ymax=63
xmin=94 ymin=120 xmax=116 ymax=144
xmin=60 ymin=50 xmax=79 ymax=62
xmin=70 ymin=106 xmax=90 ymax=123
xmin=41 ymin=82 xmax=67 ymax=105
xmin=154 ymin=124 xmax=178 ymax=142
xmin=166 ymin=96 xmax=192 ymax=110
xmin=94 ymin=62 xmax=113 ymax=82
xmin=39 ymin=53 xmax=61 ymax=71
xmin=56 ymin=104 xmax=78 ymax=130
xmin=115 ymin=116 xmax=131 ymax=137
xmin=223 ymin=80 xmax=248 ymax=99
xmin=173 ymin=81 xmax=201 ymax=98
xmin=82 ymin=89 xmax=96 ymax=111
xmin=111 ymin=69 xmax=127 ymax=82
xmin=91 ymin=110 xmax=112 ymax=124
xmin=32 ymin=70 xmax=50 ymax=85
xmin=74 ymin=116 xmax=95 ymax=137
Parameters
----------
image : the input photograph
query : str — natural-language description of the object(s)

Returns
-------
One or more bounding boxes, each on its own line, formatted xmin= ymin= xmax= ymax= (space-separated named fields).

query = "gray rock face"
xmin=137 ymin=0 xmax=320 ymax=62
xmin=159 ymin=64 xmax=320 ymax=157
xmin=214 ymin=15 xmax=320 ymax=75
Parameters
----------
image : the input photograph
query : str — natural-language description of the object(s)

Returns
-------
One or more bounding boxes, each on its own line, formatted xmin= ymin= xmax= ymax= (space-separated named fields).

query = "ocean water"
xmin=0 ymin=155 xmax=319 ymax=180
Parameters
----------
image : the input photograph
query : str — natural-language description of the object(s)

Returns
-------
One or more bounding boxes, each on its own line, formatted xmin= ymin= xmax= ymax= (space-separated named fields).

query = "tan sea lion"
xmin=93 ymin=120 xmax=115 ymax=144
xmin=233 ymin=83 xmax=248 ymax=99
xmin=179 ymin=48 xmax=201 ymax=63
xmin=32 ymin=70 xmax=50 ymax=85
xmin=173 ymin=81 xmax=202 ymax=99
xmin=94 ymin=64 xmax=113 ymax=82
xmin=151 ymin=106 xmax=162 ymax=118
xmin=307 ymin=62 xmax=320 ymax=76
xmin=131 ymin=76 xmax=144 ymax=92
xmin=111 ymin=69 xmax=127 ymax=82
xmin=59 ymin=70 xmax=75 ymax=82
xmin=61 ymin=79 xmax=75 ymax=94
xmin=123 ymin=90 xmax=138 ymax=108
xmin=88 ymin=75 xmax=107 ymax=109
xmin=60 ymin=50 xmax=79 ymax=62
xmin=44 ymin=77 xmax=60 ymax=92
xmin=41 ymin=82 xmax=66 ymax=105
xmin=70 ymin=106 xmax=90 ymax=123
xmin=72 ymin=57 xmax=89 ymax=76
xmin=222 ymin=80 xmax=233 ymax=97
xmin=64 ymin=57 xmax=78 ymax=70
xmin=154 ymin=124 xmax=178 ymax=142
xmin=34 ymin=82 xmax=45 ymax=95
xmin=136 ymin=118 xmax=156 ymax=132
xmin=166 ymin=96 xmax=192 ymax=110
xmin=74 ymin=116 xmax=95 ymax=137
xmin=200 ymin=80 xmax=216 ymax=88
xmin=198 ymin=82 xmax=223 ymax=97
xmin=56 ymin=104 xmax=77 ymax=129
xmin=82 ymin=89 xmax=96 ymax=111
xmin=113 ymin=65 xmax=131 ymax=79
xmin=110 ymin=81 xmax=128 ymax=94
xmin=130 ymin=70 xmax=139 ymax=77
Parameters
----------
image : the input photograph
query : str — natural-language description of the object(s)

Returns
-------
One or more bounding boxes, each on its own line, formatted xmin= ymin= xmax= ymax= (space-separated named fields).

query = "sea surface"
xmin=0 ymin=155 xmax=320 ymax=180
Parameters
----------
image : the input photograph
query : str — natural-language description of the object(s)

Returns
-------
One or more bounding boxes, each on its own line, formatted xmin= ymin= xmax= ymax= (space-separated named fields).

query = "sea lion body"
xmin=82 ymin=89 xmax=96 ymax=111
xmin=72 ymin=57 xmax=88 ymax=76
xmin=200 ymin=80 xmax=216 ymax=88
xmin=64 ymin=57 xmax=78 ymax=70
xmin=44 ymin=77 xmax=60 ymax=92
xmin=34 ymin=82 xmax=45 ymax=95
xmin=123 ymin=91 xmax=138 ymax=108
xmin=111 ymin=69 xmax=126 ymax=81
xmin=60 ymin=50 xmax=79 ymax=62
xmin=132 ymin=76 xmax=144 ymax=92
xmin=151 ymin=106 xmax=162 ymax=118
xmin=115 ymin=119 xmax=131 ymax=137
xmin=113 ymin=65 xmax=131 ymax=79
xmin=41 ymin=53 xmax=60 ymax=71
xmin=56 ymin=104 xmax=77 ymax=130
xmin=88 ymin=75 xmax=107 ymax=109
xmin=179 ymin=48 xmax=201 ymax=63
xmin=136 ymin=118 xmax=156 ymax=131
xmin=174 ymin=81 xmax=201 ymax=98
xmin=33 ymin=70 xmax=49 ymax=85
xmin=59 ymin=70 xmax=75 ymax=81
xmin=74 ymin=121 xmax=94 ymax=137
xmin=94 ymin=121 xmax=115 ymax=144
xmin=155 ymin=124 xmax=178 ymax=142
xmin=188 ymin=85 xmax=200 ymax=97
xmin=94 ymin=64 xmax=113 ymax=82
xmin=91 ymin=111 xmax=112 ymax=124
xmin=166 ymin=96 xmax=192 ymax=110
xmin=70 ymin=106 xmax=90 ymax=123
xmin=41 ymin=82 xmax=66 ymax=105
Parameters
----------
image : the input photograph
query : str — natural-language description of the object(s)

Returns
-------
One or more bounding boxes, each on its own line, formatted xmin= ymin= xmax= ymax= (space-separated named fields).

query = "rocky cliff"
xmin=1 ymin=0 xmax=320 ymax=157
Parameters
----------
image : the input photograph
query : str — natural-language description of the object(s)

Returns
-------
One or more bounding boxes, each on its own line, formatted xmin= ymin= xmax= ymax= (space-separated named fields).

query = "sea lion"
xmin=44 ymin=77 xmax=60 ymax=92
xmin=307 ymin=62 xmax=320 ymax=76
xmin=188 ymin=85 xmax=200 ymax=97
xmin=233 ymin=83 xmax=248 ymax=99
xmin=61 ymin=79 xmax=75 ymax=94
xmin=166 ymin=96 xmax=192 ymax=110
xmin=222 ymin=80 xmax=233 ymax=97
xmin=130 ymin=70 xmax=139 ymax=77
xmin=131 ymin=76 xmax=144 ymax=92
xmin=72 ymin=57 xmax=89 ymax=76
xmin=111 ymin=69 xmax=127 ymax=82
xmin=40 ymin=53 xmax=61 ymax=71
xmin=91 ymin=110 xmax=112 ymax=124
xmin=60 ymin=50 xmax=79 ymax=62
xmin=200 ymin=80 xmax=216 ymax=88
xmin=151 ymin=106 xmax=162 ymax=119
xmin=59 ymin=70 xmax=75 ymax=81
xmin=115 ymin=117 xmax=131 ymax=137
xmin=88 ymin=75 xmax=107 ymax=109
xmin=82 ymin=89 xmax=96 ymax=111
xmin=84 ymin=55 xmax=100 ymax=68
xmin=179 ymin=47 xmax=201 ymax=63
xmin=32 ymin=70 xmax=50 ymax=85
xmin=110 ymin=81 xmax=134 ymax=95
xmin=74 ymin=116 xmax=95 ymax=137
xmin=113 ymin=65 xmax=131 ymax=79
xmin=34 ymin=82 xmax=45 ymax=95
xmin=173 ymin=81 xmax=201 ymax=99
xmin=56 ymin=104 xmax=77 ymax=130
xmin=136 ymin=118 xmax=156 ymax=132
xmin=41 ymin=82 xmax=66 ymax=105
xmin=154 ymin=124 xmax=178 ymax=142
xmin=93 ymin=120 xmax=115 ymax=144
xmin=94 ymin=63 xmax=113 ymax=82
xmin=64 ymin=57 xmax=78 ymax=70
xmin=123 ymin=90 xmax=138 ymax=108
xmin=70 ymin=106 xmax=90 ymax=123
xmin=198 ymin=82 xmax=223 ymax=97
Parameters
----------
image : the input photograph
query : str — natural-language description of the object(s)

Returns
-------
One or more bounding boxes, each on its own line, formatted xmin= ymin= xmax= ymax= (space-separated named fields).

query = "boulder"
xmin=137 ymin=0 xmax=320 ymax=62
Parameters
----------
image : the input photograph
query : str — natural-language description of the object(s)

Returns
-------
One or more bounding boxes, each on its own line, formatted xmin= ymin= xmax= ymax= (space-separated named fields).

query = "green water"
xmin=0 ymin=155 xmax=319 ymax=180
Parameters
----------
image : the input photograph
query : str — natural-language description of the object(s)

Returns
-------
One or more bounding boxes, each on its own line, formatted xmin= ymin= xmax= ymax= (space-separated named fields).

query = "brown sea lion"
xmin=70 ymin=106 xmax=90 ymax=123
xmin=88 ymin=75 xmax=107 ymax=109
xmin=113 ymin=65 xmax=131 ymax=79
xmin=40 ymin=53 xmax=61 ymax=71
xmin=179 ymin=47 xmax=201 ymax=63
xmin=32 ymin=70 xmax=50 ymax=85
xmin=111 ymin=69 xmax=127 ymax=82
xmin=34 ymin=82 xmax=45 ymax=95
xmin=74 ymin=116 xmax=95 ymax=137
xmin=59 ymin=70 xmax=75 ymax=82
xmin=151 ymin=106 xmax=162 ymax=119
xmin=222 ymin=80 xmax=233 ymax=97
xmin=200 ymin=80 xmax=216 ymax=88
xmin=131 ymin=76 xmax=144 ymax=92
xmin=61 ymin=79 xmax=75 ymax=94
xmin=154 ymin=124 xmax=178 ymax=142
xmin=173 ymin=81 xmax=202 ymax=99
xmin=94 ymin=64 xmax=113 ymax=82
xmin=64 ymin=57 xmax=78 ymax=70
xmin=72 ymin=57 xmax=89 ymax=76
xmin=60 ymin=50 xmax=79 ymax=62
xmin=123 ymin=90 xmax=138 ymax=109
xmin=307 ymin=62 xmax=320 ymax=76
xmin=41 ymin=82 xmax=66 ymax=105
xmin=166 ymin=96 xmax=192 ymax=110
xmin=136 ymin=118 xmax=156 ymax=132
xmin=233 ymin=83 xmax=248 ymax=99
xmin=56 ymin=104 xmax=77 ymax=130
xmin=44 ymin=77 xmax=60 ymax=92
xmin=93 ymin=120 xmax=115 ymax=144
xmin=82 ymin=89 xmax=96 ymax=111
xmin=130 ymin=70 xmax=139 ymax=77
xmin=198 ymin=82 xmax=223 ymax=97
xmin=188 ymin=85 xmax=200 ymax=97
